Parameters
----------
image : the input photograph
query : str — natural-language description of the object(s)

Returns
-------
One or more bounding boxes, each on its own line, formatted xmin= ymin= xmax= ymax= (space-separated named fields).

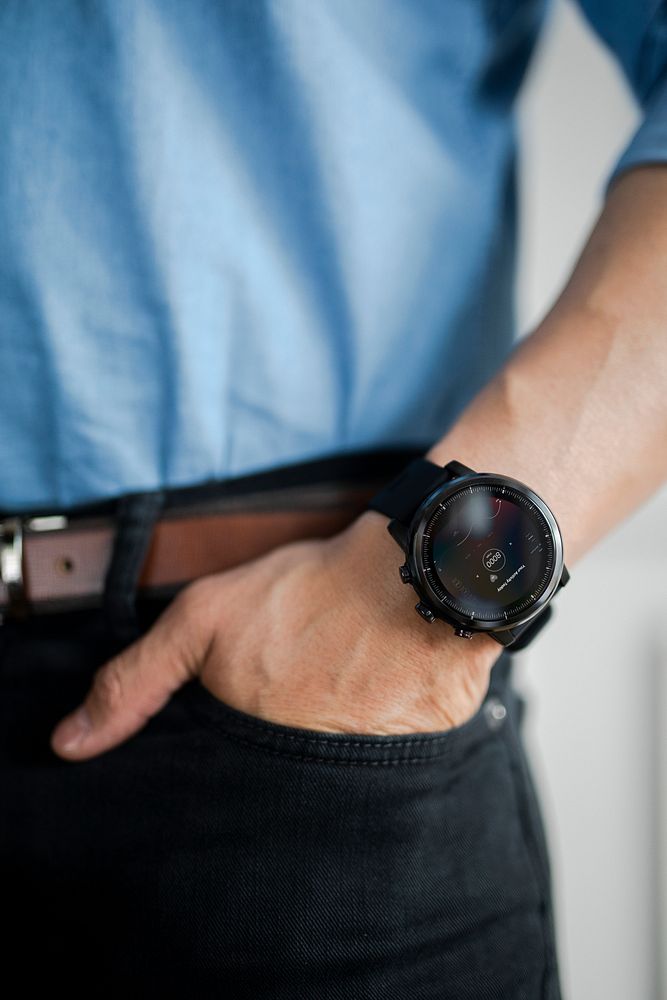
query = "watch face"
xmin=416 ymin=480 xmax=559 ymax=627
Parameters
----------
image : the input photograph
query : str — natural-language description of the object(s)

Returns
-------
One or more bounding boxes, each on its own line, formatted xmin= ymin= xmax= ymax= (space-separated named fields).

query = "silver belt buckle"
xmin=0 ymin=517 xmax=26 ymax=619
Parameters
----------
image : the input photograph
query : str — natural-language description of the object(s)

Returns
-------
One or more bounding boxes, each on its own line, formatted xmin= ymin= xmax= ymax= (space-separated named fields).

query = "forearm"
xmin=424 ymin=165 xmax=667 ymax=565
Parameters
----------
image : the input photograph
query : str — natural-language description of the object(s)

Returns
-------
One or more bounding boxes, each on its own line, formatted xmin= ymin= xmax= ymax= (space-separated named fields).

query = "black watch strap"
xmin=367 ymin=458 xmax=474 ymax=525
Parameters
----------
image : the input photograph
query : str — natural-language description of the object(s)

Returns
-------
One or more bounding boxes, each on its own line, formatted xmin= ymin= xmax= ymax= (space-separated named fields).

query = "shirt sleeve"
xmin=575 ymin=0 xmax=667 ymax=189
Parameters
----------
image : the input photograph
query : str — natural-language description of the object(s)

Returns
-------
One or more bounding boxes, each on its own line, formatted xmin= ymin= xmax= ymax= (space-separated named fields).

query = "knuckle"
xmin=91 ymin=658 xmax=126 ymax=713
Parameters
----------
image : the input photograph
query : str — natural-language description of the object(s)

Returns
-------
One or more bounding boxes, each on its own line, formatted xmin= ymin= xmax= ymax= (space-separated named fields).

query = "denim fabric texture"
xmin=0 ymin=459 xmax=563 ymax=998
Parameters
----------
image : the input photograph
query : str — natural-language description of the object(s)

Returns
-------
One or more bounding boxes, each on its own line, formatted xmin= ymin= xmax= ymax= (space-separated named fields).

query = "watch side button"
xmin=454 ymin=627 xmax=474 ymax=639
xmin=415 ymin=602 xmax=437 ymax=623
xmin=399 ymin=563 xmax=412 ymax=584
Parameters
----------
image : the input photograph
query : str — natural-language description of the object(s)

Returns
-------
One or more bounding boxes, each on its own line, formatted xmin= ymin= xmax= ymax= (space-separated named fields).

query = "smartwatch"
xmin=367 ymin=458 xmax=569 ymax=651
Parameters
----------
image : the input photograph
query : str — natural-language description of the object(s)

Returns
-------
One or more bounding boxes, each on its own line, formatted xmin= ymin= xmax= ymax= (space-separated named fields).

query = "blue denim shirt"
xmin=1 ymin=0 xmax=665 ymax=510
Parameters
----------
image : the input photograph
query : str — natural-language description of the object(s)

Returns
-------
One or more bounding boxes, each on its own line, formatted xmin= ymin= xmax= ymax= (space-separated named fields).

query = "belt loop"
xmin=103 ymin=489 xmax=166 ymax=646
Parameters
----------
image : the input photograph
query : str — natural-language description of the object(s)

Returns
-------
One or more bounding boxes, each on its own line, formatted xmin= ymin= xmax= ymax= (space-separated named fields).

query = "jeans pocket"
xmin=176 ymin=671 xmax=508 ymax=767
xmin=165 ymin=668 xmax=552 ymax=998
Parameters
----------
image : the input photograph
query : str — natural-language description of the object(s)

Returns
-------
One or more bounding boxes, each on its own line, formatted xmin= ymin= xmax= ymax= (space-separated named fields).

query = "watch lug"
xmin=492 ymin=604 xmax=555 ymax=651
xmin=444 ymin=460 xmax=476 ymax=479
xmin=559 ymin=564 xmax=570 ymax=587
xmin=488 ymin=629 xmax=517 ymax=648
xmin=387 ymin=519 xmax=409 ymax=551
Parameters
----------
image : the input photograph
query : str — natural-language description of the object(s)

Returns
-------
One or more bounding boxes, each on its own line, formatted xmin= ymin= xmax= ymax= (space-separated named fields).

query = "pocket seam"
xmin=185 ymin=725 xmax=488 ymax=767
xmin=179 ymin=678 xmax=500 ymax=765
xmin=500 ymin=709 xmax=561 ymax=999
xmin=193 ymin=705 xmax=483 ymax=749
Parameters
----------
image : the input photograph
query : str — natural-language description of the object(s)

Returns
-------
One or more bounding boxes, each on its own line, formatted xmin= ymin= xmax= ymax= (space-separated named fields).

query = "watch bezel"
xmin=407 ymin=472 xmax=565 ymax=633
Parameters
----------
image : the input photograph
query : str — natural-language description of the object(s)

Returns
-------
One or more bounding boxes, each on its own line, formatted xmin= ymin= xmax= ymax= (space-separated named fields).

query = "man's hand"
xmin=50 ymin=509 xmax=501 ymax=760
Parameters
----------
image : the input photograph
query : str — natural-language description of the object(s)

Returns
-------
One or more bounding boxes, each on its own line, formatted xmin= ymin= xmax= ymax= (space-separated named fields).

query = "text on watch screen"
xmin=424 ymin=485 xmax=554 ymax=620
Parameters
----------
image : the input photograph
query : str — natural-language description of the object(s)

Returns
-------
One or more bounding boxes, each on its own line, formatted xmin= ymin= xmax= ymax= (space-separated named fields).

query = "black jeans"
xmin=0 ymin=463 xmax=563 ymax=999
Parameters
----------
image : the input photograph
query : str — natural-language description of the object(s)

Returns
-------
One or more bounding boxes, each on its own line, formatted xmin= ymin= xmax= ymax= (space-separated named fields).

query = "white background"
xmin=515 ymin=1 xmax=667 ymax=997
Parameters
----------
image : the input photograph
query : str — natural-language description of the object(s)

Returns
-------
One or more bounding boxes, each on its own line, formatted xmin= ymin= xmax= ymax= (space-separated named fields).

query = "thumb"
xmin=50 ymin=582 xmax=215 ymax=761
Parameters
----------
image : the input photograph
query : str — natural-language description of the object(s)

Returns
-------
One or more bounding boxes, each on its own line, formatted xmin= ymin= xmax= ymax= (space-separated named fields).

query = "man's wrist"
xmin=355 ymin=454 xmax=559 ymax=664
xmin=346 ymin=507 xmax=500 ymax=668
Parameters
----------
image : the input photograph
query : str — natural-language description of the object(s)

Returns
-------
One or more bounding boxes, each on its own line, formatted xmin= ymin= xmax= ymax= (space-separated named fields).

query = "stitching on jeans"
xmin=500 ymin=723 xmax=555 ymax=998
xmin=200 ymin=726 xmax=468 ymax=765
xmin=184 ymin=687 xmax=494 ymax=747
xmin=183 ymin=707 xmax=493 ymax=765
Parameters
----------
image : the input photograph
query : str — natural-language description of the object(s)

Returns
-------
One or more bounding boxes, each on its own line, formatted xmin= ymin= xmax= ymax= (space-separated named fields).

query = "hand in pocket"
xmin=50 ymin=509 xmax=501 ymax=760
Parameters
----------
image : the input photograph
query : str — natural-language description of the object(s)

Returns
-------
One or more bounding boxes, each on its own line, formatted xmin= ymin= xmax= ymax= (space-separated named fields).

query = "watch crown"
xmin=415 ymin=602 xmax=437 ymax=623
xmin=399 ymin=562 xmax=412 ymax=584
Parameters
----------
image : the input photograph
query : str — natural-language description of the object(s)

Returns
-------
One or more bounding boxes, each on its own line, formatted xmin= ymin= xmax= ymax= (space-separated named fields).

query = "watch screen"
xmin=422 ymin=483 xmax=556 ymax=623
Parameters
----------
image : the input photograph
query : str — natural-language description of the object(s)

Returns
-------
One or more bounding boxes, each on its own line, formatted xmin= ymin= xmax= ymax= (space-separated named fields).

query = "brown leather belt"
xmin=0 ymin=449 xmax=419 ymax=616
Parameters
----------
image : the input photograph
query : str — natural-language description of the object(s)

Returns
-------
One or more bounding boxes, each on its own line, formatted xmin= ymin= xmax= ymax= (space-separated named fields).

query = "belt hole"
xmin=55 ymin=555 xmax=76 ymax=575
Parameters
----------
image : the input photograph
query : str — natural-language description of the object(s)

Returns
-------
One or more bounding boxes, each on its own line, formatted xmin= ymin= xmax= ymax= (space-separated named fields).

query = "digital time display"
xmin=421 ymin=483 xmax=556 ymax=623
